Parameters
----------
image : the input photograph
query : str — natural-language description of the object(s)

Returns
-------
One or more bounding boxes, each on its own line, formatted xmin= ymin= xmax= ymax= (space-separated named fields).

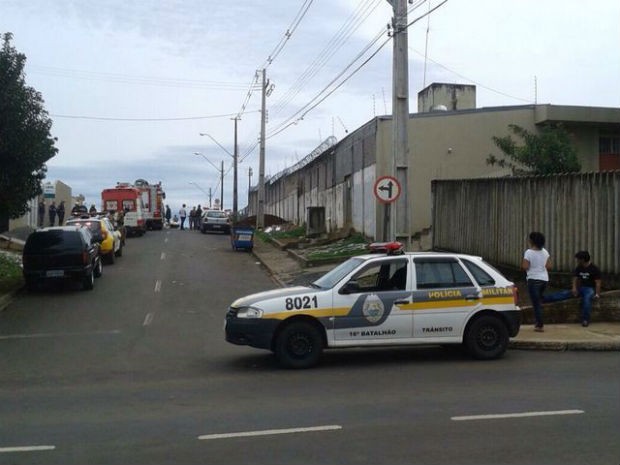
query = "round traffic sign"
xmin=373 ymin=176 xmax=401 ymax=204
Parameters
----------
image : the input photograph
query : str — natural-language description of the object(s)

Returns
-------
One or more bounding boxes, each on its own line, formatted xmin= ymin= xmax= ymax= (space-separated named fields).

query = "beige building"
xmin=8 ymin=180 xmax=73 ymax=231
xmin=249 ymin=83 xmax=620 ymax=241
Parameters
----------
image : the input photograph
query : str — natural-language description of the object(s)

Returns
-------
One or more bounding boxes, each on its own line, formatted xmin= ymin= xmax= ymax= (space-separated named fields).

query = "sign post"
xmin=374 ymin=176 xmax=401 ymax=241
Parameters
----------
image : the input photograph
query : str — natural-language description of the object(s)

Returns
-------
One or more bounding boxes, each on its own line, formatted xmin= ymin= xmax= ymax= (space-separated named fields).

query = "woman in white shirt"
xmin=522 ymin=231 xmax=552 ymax=332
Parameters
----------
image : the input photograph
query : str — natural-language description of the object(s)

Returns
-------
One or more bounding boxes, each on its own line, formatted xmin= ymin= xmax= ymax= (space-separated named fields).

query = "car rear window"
xmin=25 ymin=230 xmax=83 ymax=253
xmin=206 ymin=211 xmax=228 ymax=218
xmin=461 ymin=259 xmax=496 ymax=286
xmin=67 ymin=220 xmax=102 ymax=234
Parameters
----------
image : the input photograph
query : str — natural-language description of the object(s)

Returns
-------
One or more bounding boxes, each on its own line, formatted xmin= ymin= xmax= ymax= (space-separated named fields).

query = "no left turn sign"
xmin=373 ymin=175 xmax=401 ymax=203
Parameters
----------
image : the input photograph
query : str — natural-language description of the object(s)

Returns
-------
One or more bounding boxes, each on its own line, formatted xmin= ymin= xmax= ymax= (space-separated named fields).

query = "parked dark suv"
xmin=22 ymin=226 xmax=103 ymax=291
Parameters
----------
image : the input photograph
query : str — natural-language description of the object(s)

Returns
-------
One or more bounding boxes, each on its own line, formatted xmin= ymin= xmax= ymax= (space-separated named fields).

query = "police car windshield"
xmin=312 ymin=257 xmax=365 ymax=289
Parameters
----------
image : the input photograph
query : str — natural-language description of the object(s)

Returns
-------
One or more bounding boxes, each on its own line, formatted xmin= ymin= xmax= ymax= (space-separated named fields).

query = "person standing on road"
xmin=544 ymin=251 xmax=602 ymax=327
xmin=165 ymin=204 xmax=171 ymax=224
xmin=48 ymin=201 xmax=57 ymax=226
xmin=189 ymin=206 xmax=196 ymax=230
xmin=179 ymin=204 xmax=187 ymax=230
xmin=522 ymin=231 xmax=551 ymax=332
xmin=195 ymin=205 xmax=202 ymax=230
xmin=57 ymin=201 xmax=65 ymax=225
xmin=37 ymin=200 xmax=45 ymax=227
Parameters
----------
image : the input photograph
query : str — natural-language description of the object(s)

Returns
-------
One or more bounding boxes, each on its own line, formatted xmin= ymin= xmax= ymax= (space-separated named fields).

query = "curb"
xmin=251 ymin=249 xmax=287 ymax=288
xmin=510 ymin=339 xmax=620 ymax=351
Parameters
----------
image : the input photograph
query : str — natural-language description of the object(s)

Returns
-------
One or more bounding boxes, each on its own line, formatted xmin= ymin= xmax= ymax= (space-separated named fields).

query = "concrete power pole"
xmin=208 ymin=188 xmax=212 ymax=209
xmin=256 ymin=68 xmax=267 ymax=230
xmin=387 ymin=0 xmax=410 ymax=246
xmin=232 ymin=116 xmax=239 ymax=218
xmin=220 ymin=160 xmax=224 ymax=211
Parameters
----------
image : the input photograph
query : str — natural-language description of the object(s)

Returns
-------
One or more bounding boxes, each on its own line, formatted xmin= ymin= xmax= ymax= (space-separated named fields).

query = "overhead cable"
xmin=235 ymin=0 xmax=316 ymax=119
xmin=51 ymin=110 xmax=259 ymax=122
xmin=267 ymin=0 xmax=448 ymax=140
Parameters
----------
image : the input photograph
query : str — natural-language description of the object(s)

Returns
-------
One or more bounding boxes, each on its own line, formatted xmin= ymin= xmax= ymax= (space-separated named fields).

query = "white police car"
xmin=225 ymin=242 xmax=521 ymax=368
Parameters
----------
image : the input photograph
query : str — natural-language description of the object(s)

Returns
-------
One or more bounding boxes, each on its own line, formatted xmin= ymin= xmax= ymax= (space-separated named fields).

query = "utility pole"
xmin=232 ymin=116 xmax=239 ymax=219
xmin=256 ymin=69 xmax=267 ymax=230
xmin=248 ymin=167 xmax=253 ymax=198
xmin=385 ymin=0 xmax=410 ymax=246
xmin=220 ymin=160 xmax=224 ymax=211
xmin=208 ymin=187 xmax=212 ymax=209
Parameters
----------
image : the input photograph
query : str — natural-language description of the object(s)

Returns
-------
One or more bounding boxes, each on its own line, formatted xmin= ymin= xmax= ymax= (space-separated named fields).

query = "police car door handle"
xmin=394 ymin=299 xmax=410 ymax=305
xmin=464 ymin=294 xmax=480 ymax=301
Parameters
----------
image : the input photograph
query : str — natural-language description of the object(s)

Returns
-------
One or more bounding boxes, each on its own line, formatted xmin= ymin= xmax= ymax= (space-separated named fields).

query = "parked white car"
xmin=225 ymin=243 xmax=521 ymax=368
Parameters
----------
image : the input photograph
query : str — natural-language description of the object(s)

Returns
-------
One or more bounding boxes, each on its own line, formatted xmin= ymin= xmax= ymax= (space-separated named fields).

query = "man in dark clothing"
xmin=572 ymin=251 xmax=602 ymax=326
xmin=57 ymin=201 xmax=65 ymax=225
xmin=48 ymin=201 xmax=57 ymax=226
xmin=38 ymin=200 xmax=45 ymax=227
xmin=165 ymin=205 xmax=171 ymax=224
xmin=544 ymin=250 xmax=602 ymax=327
xmin=195 ymin=205 xmax=202 ymax=230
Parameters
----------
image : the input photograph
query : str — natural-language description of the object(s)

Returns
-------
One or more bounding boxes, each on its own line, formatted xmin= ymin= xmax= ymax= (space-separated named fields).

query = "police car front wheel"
xmin=274 ymin=321 xmax=323 ymax=369
xmin=464 ymin=315 xmax=509 ymax=360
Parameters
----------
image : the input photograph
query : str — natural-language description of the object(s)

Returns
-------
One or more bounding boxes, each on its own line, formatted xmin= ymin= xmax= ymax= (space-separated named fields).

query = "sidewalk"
xmin=251 ymin=237 xmax=620 ymax=352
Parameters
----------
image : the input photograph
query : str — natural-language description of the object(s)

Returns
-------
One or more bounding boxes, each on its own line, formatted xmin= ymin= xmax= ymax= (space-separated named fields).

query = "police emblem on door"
xmin=362 ymin=294 xmax=385 ymax=324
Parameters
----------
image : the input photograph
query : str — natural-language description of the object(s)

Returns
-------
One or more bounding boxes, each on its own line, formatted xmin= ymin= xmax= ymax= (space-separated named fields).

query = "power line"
xmin=235 ymin=0 xmax=316 ymax=119
xmin=270 ymin=0 xmax=382 ymax=118
xmin=51 ymin=110 xmax=259 ymax=122
xmin=262 ymin=0 xmax=315 ymax=68
xmin=267 ymin=0 xmax=448 ymax=140
xmin=409 ymin=47 xmax=532 ymax=103
xmin=267 ymin=36 xmax=391 ymax=140
xmin=29 ymin=65 xmax=249 ymax=90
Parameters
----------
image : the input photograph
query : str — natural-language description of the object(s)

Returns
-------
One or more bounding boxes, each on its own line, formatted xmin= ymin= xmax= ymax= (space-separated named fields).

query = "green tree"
xmin=486 ymin=124 xmax=581 ymax=175
xmin=0 ymin=32 xmax=57 ymax=224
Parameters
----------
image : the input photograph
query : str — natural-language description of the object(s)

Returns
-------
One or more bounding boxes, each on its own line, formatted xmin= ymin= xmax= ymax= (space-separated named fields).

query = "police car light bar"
xmin=368 ymin=241 xmax=404 ymax=255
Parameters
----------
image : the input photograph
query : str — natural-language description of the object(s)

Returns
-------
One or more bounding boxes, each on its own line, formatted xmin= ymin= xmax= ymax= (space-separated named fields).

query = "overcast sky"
xmin=3 ymin=0 xmax=619 ymax=212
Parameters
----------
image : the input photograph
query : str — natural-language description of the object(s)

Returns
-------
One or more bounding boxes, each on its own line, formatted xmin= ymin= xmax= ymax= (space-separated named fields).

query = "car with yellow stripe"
xmin=225 ymin=243 xmax=520 ymax=368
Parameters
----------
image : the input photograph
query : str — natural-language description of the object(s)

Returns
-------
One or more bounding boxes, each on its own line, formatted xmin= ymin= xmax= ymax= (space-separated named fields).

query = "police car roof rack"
xmin=368 ymin=241 xmax=404 ymax=255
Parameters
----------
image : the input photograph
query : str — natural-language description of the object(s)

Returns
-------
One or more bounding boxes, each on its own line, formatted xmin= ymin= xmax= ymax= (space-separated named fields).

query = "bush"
xmin=0 ymin=253 xmax=23 ymax=293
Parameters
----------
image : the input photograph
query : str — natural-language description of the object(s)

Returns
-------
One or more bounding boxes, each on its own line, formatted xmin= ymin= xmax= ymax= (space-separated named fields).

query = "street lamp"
xmin=194 ymin=152 xmax=224 ymax=210
xmin=200 ymin=118 xmax=239 ymax=218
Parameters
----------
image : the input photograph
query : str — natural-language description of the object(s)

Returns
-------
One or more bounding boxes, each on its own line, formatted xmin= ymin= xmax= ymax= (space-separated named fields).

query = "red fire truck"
xmin=101 ymin=184 xmax=147 ymax=236
xmin=133 ymin=179 xmax=166 ymax=230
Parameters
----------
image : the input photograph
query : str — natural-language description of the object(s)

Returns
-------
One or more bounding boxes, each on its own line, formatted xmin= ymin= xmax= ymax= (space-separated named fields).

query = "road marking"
xmin=0 ymin=445 xmax=56 ymax=453
xmin=164 ymin=237 xmax=169 ymax=243
xmin=154 ymin=280 xmax=162 ymax=293
xmin=160 ymin=252 xmax=166 ymax=260
xmin=451 ymin=410 xmax=585 ymax=421
xmin=143 ymin=312 xmax=154 ymax=327
xmin=198 ymin=425 xmax=342 ymax=441
xmin=0 ymin=330 xmax=121 ymax=340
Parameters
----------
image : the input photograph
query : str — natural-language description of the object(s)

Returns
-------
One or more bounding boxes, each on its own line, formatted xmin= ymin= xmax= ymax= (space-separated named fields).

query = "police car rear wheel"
xmin=275 ymin=322 xmax=323 ymax=369
xmin=465 ymin=315 xmax=508 ymax=360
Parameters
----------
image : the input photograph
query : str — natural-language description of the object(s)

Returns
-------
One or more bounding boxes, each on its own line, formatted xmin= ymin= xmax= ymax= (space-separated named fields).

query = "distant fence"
xmin=432 ymin=171 xmax=620 ymax=275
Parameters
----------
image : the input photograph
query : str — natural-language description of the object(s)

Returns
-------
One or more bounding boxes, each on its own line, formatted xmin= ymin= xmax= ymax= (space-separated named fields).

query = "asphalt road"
xmin=1 ymin=229 xmax=618 ymax=465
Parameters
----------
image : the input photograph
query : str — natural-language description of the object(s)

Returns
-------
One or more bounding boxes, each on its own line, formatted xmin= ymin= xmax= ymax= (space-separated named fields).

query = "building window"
xmin=599 ymin=134 xmax=620 ymax=171
xmin=599 ymin=135 xmax=620 ymax=154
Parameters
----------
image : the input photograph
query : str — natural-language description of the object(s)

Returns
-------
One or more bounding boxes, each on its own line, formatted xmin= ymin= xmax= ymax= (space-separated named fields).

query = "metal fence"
xmin=432 ymin=171 xmax=620 ymax=274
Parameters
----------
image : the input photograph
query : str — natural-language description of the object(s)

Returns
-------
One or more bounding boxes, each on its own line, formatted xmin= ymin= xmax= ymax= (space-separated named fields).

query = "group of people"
xmin=174 ymin=204 xmax=203 ymax=231
xmin=522 ymin=231 xmax=602 ymax=332
xmin=38 ymin=200 xmax=66 ymax=227
xmin=38 ymin=200 xmax=107 ymax=228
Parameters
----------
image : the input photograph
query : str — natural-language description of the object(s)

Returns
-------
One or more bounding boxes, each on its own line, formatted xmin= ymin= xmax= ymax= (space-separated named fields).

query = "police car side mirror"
xmin=340 ymin=280 xmax=360 ymax=295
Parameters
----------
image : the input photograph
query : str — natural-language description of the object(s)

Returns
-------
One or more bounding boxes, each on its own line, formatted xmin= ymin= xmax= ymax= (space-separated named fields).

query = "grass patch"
xmin=268 ymin=226 xmax=306 ymax=240
xmin=254 ymin=230 xmax=272 ymax=242
xmin=0 ymin=253 xmax=23 ymax=293
xmin=305 ymin=234 xmax=369 ymax=261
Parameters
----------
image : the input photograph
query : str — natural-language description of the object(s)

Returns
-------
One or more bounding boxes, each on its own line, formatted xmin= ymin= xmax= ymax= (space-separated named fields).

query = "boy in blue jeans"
xmin=544 ymin=251 xmax=602 ymax=327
